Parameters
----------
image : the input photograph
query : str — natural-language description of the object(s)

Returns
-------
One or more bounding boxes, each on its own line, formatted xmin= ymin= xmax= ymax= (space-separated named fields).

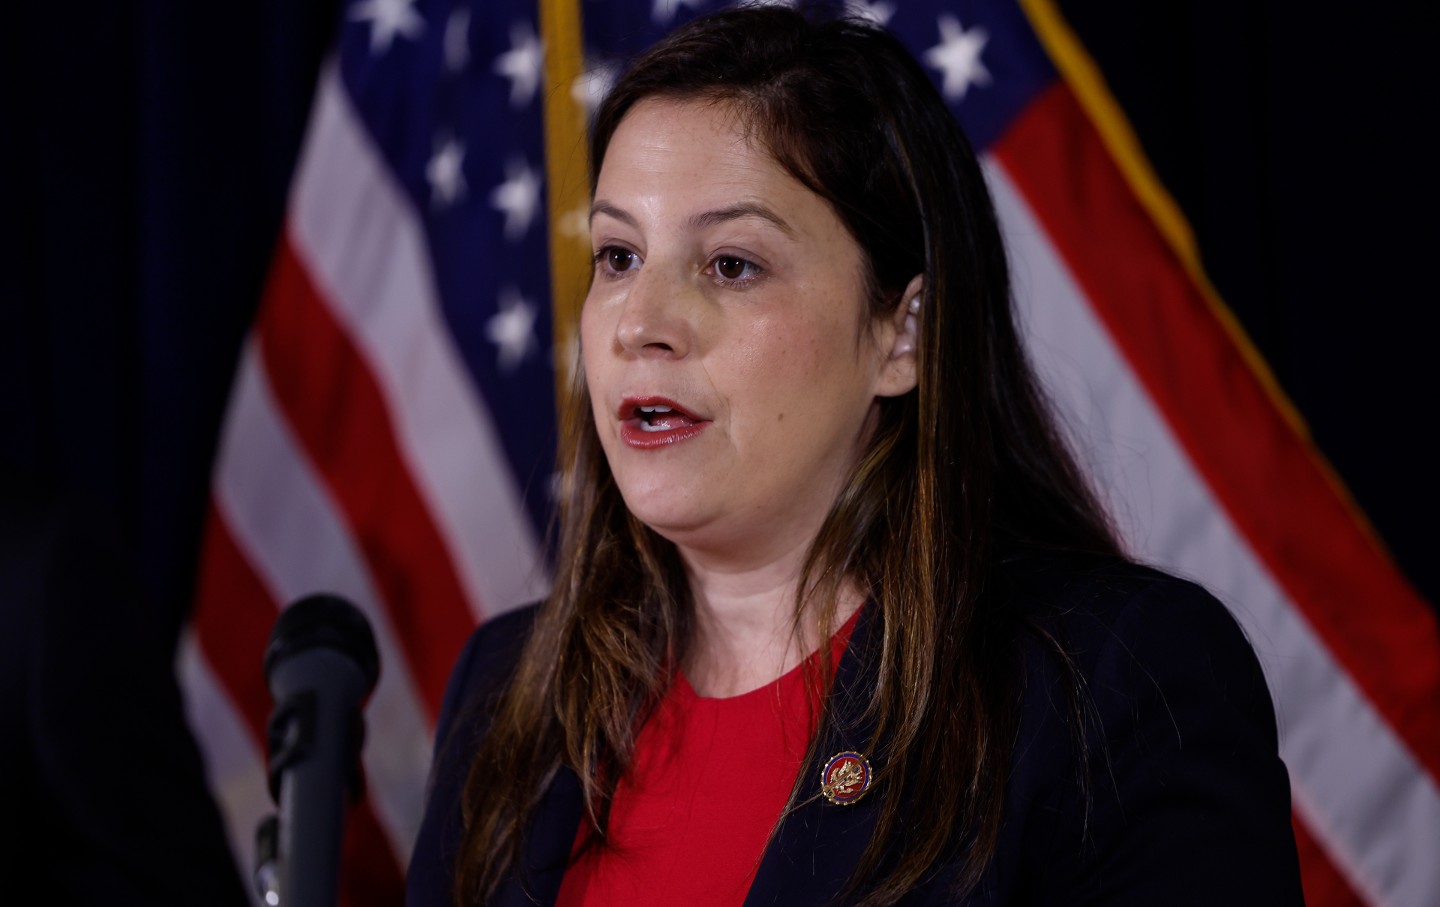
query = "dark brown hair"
xmin=453 ymin=6 xmax=1120 ymax=905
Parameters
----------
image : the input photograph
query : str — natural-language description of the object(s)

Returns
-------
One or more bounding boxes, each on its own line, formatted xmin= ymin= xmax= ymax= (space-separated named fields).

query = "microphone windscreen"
xmin=263 ymin=594 xmax=379 ymax=694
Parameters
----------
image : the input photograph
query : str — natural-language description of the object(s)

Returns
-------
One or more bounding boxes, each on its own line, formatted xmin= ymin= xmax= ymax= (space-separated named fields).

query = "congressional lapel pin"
xmin=820 ymin=751 xmax=873 ymax=805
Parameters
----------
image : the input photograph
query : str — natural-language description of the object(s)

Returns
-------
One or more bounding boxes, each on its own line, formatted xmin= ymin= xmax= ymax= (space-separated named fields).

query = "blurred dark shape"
xmin=1 ymin=0 xmax=339 ymax=900
xmin=0 ymin=478 xmax=249 ymax=906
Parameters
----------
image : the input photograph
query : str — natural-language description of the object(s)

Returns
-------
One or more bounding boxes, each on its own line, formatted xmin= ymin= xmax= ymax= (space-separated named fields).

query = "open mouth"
xmin=618 ymin=397 xmax=708 ymax=447
xmin=634 ymin=403 xmax=698 ymax=433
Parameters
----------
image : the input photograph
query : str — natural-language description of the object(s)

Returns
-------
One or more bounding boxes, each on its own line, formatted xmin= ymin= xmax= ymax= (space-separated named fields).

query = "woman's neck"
xmin=679 ymin=545 xmax=862 ymax=697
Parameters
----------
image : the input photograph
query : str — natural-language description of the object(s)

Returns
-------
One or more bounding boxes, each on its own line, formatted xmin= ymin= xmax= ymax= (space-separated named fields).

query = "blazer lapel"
xmin=745 ymin=604 xmax=885 ymax=907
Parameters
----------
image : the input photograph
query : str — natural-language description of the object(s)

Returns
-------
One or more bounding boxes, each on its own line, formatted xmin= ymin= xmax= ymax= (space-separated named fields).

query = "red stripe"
xmin=1293 ymin=815 xmax=1367 ymax=907
xmin=992 ymin=83 xmax=1440 ymax=779
xmin=192 ymin=504 xmax=407 ymax=907
xmin=340 ymin=807 xmax=408 ymax=907
xmin=193 ymin=502 xmax=287 ymax=742
xmin=255 ymin=234 xmax=479 ymax=718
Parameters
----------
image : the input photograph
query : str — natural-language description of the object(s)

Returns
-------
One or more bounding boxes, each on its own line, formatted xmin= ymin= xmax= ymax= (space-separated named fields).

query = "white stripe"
xmin=178 ymin=633 xmax=267 ymax=907
xmin=289 ymin=61 xmax=549 ymax=619
xmin=211 ymin=340 xmax=436 ymax=866
xmin=986 ymin=156 xmax=1440 ymax=907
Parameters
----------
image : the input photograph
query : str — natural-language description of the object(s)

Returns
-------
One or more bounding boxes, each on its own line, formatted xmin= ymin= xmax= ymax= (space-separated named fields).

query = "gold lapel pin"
xmin=820 ymin=751 xmax=873 ymax=805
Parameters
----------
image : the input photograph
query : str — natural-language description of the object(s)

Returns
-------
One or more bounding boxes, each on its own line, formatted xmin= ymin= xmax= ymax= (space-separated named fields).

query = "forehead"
xmin=594 ymin=98 xmax=842 ymax=237
xmin=605 ymin=96 xmax=755 ymax=160
xmin=598 ymin=99 xmax=791 ymax=197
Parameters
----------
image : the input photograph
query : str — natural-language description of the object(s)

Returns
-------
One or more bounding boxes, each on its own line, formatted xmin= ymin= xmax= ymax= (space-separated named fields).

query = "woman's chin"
xmin=620 ymin=499 xmax=750 ymax=562
xmin=615 ymin=490 xmax=706 ymax=540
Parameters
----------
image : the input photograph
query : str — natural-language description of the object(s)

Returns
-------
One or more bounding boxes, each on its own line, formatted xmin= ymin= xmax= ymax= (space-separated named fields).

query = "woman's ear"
xmin=876 ymin=274 xmax=923 ymax=397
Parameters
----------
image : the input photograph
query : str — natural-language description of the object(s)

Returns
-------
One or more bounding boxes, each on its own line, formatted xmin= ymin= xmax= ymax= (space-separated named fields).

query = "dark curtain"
xmin=2 ymin=1 xmax=338 ymax=902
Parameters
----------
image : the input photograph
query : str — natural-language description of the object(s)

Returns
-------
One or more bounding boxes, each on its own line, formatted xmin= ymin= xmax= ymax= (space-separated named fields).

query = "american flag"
xmin=179 ymin=1 xmax=1440 ymax=905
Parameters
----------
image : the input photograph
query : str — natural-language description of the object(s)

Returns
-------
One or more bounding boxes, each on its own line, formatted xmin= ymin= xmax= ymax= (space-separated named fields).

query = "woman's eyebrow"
xmin=588 ymin=200 xmax=796 ymax=238
xmin=590 ymin=201 xmax=637 ymax=228
xmin=690 ymin=203 xmax=795 ymax=237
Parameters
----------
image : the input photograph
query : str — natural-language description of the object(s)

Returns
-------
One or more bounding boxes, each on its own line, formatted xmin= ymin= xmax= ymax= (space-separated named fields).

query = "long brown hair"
xmin=453 ymin=7 xmax=1120 ymax=905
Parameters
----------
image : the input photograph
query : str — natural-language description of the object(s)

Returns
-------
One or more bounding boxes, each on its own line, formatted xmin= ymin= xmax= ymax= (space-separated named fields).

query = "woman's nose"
xmin=614 ymin=267 xmax=692 ymax=358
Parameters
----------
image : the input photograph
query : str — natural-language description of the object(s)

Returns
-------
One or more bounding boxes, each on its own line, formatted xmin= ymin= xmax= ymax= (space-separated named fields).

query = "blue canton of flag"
xmin=343 ymin=0 xmax=558 ymax=532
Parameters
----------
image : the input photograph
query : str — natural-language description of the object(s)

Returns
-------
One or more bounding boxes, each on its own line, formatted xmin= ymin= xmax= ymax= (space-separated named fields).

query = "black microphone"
xmin=260 ymin=593 xmax=380 ymax=907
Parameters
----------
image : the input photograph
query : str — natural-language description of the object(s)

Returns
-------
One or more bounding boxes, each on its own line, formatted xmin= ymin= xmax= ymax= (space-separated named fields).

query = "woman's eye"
xmin=713 ymin=256 xmax=759 ymax=283
xmin=597 ymin=247 xmax=638 ymax=272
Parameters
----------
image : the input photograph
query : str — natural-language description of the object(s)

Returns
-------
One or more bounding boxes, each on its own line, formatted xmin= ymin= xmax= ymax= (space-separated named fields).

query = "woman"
xmin=408 ymin=7 xmax=1303 ymax=906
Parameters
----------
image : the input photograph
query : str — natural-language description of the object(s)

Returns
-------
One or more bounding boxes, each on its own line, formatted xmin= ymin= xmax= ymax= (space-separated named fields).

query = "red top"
xmin=555 ymin=611 xmax=859 ymax=907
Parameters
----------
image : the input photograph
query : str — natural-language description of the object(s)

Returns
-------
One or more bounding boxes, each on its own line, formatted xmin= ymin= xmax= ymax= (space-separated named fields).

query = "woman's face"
xmin=582 ymin=98 xmax=914 ymax=565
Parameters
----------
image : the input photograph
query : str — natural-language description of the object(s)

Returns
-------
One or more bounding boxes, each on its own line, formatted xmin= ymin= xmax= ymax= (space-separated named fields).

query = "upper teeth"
xmin=639 ymin=405 xmax=672 ymax=413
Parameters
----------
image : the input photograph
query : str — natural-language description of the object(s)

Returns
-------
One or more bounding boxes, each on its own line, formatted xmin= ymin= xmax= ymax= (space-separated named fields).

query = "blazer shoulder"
xmin=435 ymin=602 xmax=541 ymax=754
xmin=998 ymin=559 xmax=1302 ymax=905
xmin=1009 ymin=557 xmax=1280 ymax=776
xmin=1009 ymin=558 xmax=1259 ymax=680
xmin=451 ymin=603 xmax=541 ymax=691
xmin=408 ymin=603 xmax=542 ymax=907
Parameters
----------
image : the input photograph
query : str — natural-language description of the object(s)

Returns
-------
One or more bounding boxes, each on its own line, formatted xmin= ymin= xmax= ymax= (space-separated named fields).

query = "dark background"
xmin=1 ymin=0 xmax=1433 ymax=901
xmin=2 ymin=1 xmax=340 ymax=901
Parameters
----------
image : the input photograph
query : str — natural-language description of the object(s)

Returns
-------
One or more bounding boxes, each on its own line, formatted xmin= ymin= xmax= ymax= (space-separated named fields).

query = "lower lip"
xmin=619 ymin=420 xmax=709 ymax=449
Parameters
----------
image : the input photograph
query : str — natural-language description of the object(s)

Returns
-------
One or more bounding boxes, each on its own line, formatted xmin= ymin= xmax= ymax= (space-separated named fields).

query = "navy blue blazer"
xmin=407 ymin=560 xmax=1303 ymax=906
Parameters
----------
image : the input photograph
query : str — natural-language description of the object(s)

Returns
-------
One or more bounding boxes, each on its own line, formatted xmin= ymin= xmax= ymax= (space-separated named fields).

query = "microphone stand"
xmin=254 ymin=595 xmax=379 ymax=907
